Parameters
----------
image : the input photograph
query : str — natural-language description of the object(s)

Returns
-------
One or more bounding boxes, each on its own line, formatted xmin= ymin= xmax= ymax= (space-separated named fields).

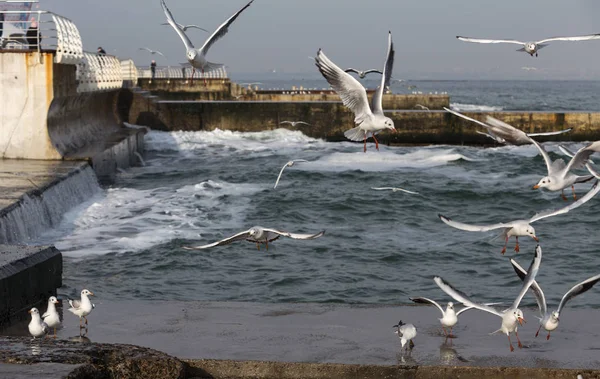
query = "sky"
xmin=38 ymin=0 xmax=600 ymax=79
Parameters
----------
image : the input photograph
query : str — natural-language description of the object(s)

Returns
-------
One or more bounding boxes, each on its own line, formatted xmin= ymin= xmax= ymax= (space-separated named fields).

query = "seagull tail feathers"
xmin=204 ymin=61 xmax=225 ymax=73
xmin=344 ymin=126 xmax=365 ymax=142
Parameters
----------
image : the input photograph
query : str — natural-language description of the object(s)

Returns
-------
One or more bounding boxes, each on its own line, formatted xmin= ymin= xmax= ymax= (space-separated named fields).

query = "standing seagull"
xmin=161 ymin=22 xmax=209 ymax=33
xmin=531 ymin=140 xmax=600 ymax=200
xmin=457 ymin=34 xmax=600 ymax=57
xmin=68 ymin=289 xmax=95 ymax=328
xmin=511 ymin=259 xmax=600 ymax=341
xmin=28 ymin=308 xmax=48 ymax=340
xmin=274 ymin=159 xmax=308 ymax=189
xmin=315 ymin=32 xmax=396 ymax=152
xmin=161 ymin=0 xmax=254 ymax=84
xmin=445 ymin=108 xmax=572 ymax=145
xmin=139 ymin=47 xmax=166 ymax=57
xmin=42 ymin=296 xmax=61 ymax=338
xmin=344 ymin=68 xmax=383 ymax=79
xmin=435 ymin=245 xmax=542 ymax=352
xmin=393 ymin=320 xmax=417 ymax=350
xmin=438 ymin=180 xmax=600 ymax=254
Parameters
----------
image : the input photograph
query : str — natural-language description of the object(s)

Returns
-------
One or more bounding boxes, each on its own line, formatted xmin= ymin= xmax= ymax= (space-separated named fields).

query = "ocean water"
xmin=36 ymin=127 xmax=600 ymax=310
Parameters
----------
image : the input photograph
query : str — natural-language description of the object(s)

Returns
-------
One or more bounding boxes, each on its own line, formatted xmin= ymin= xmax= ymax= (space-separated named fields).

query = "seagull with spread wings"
xmin=161 ymin=0 xmax=254 ymax=84
xmin=457 ymin=33 xmax=600 ymax=57
xmin=139 ymin=47 xmax=166 ymax=57
xmin=161 ymin=22 xmax=209 ymax=33
xmin=511 ymin=258 xmax=600 ymax=340
xmin=445 ymin=108 xmax=572 ymax=145
xmin=435 ymin=245 xmax=542 ymax=352
xmin=315 ymin=32 xmax=396 ymax=152
xmin=280 ymin=120 xmax=311 ymax=127
xmin=439 ymin=180 xmax=600 ymax=254
xmin=274 ymin=160 xmax=308 ymax=189
xmin=183 ymin=226 xmax=325 ymax=251
xmin=343 ymin=68 xmax=383 ymax=79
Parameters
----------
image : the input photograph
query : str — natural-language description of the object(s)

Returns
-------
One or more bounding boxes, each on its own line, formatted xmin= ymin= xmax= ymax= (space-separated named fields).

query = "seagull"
xmin=409 ymin=298 xmax=498 ymax=337
xmin=371 ymin=187 xmax=419 ymax=195
xmin=183 ymin=226 xmax=325 ymax=251
xmin=558 ymin=145 xmax=596 ymax=165
xmin=344 ymin=68 xmax=383 ymax=79
xmin=315 ymin=32 xmax=396 ymax=152
xmin=511 ymin=258 xmax=600 ymax=341
xmin=435 ymin=245 xmax=542 ymax=352
xmin=139 ymin=47 xmax=166 ymax=57
xmin=274 ymin=160 xmax=308 ymax=189
xmin=280 ymin=121 xmax=311 ymax=127
xmin=42 ymin=296 xmax=61 ymax=338
xmin=531 ymin=139 xmax=600 ymax=200
xmin=415 ymin=104 xmax=430 ymax=111
xmin=438 ymin=180 xmax=600 ymax=254
xmin=161 ymin=0 xmax=254 ymax=84
xmin=393 ymin=320 xmax=417 ymax=350
xmin=161 ymin=22 xmax=209 ymax=33
xmin=28 ymin=308 xmax=48 ymax=340
xmin=444 ymin=108 xmax=572 ymax=145
xmin=68 ymin=289 xmax=95 ymax=328
xmin=456 ymin=34 xmax=600 ymax=57
xmin=239 ymin=82 xmax=263 ymax=86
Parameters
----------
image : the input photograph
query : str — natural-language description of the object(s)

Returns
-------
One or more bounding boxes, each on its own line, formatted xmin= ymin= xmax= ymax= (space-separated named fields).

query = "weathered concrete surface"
xmin=0 ymin=336 xmax=185 ymax=379
xmin=0 ymin=245 xmax=61 ymax=326
xmin=3 ymin=301 xmax=600 ymax=371
xmin=0 ymin=363 xmax=84 ymax=379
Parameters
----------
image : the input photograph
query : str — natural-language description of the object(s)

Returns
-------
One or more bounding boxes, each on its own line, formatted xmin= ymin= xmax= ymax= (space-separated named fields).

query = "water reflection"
xmin=439 ymin=339 xmax=469 ymax=364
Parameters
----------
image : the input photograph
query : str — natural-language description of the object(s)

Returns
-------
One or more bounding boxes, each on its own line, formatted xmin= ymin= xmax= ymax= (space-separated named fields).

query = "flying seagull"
xmin=161 ymin=22 xmax=209 ymax=33
xmin=457 ymin=34 xmax=600 ymax=57
xmin=558 ymin=145 xmax=596 ymax=165
xmin=139 ymin=47 xmax=166 ymax=57
xmin=315 ymin=32 xmax=396 ymax=152
xmin=280 ymin=121 xmax=311 ymax=127
xmin=161 ymin=0 xmax=254 ymax=83
xmin=438 ymin=180 xmax=600 ymax=254
xmin=274 ymin=160 xmax=309 ymax=189
xmin=511 ymin=258 xmax=600 ymax=340
xmin=183 ymin=226 xmax=325 ymax=250
xmin=444 ymin=108 xmax=572 ymax=145
xmin=344 ymin=68 xmax=383 ymax=79
xmin=371 ymin=187 xmax=419 ymax=195
xmin=435 ymin=245 xmax=542 ymax=352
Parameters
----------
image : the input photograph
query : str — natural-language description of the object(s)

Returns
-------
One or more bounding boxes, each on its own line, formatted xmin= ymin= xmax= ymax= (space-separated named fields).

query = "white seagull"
xmin=183 ymin=226 xmax=325 ymax=251
xmin=410 ymin=298 xmax=488 ymax=336
xmin=28 ymin=308 xmax=48 ymax=340
xmin=161 ymin=22 xmax=209 ymax=33
xmin=274 ymin=160 xmax=309 ymax=189
xmin=42 ymin=296 xmax=61 ymax=338
xmin=531 ymin=139 xmax=600 ymax=200
xmin=393 ymin=320 xmax=417 ymax=350
xmin=161 ymin=0 xmax=254 ymax=82
xmin=444 ymin=108 xmax=572 ymax=145
xmin=344 ymin=68 xmax=383 ymax=79
xmin=371 ymin=187 xmax=419 ymax=195
xmin=511 ymin=258 xmax=600 ymax=341
xmin=457 ymin=34 xmax=600 ymax=57
xmin=279 ymin=120 xmax=311 ymax=127
xmin=68 ymin=289 xmax=95 ymax=328
xmin=139 ymin=47 xmax=166 ymax=57
xmin=435 ymin=245 xmax=542 ymax=352
xmin=438 ymin=179 xmax=600 ymax=254
xmin=315 ymin=32 xmax=396 ymax=152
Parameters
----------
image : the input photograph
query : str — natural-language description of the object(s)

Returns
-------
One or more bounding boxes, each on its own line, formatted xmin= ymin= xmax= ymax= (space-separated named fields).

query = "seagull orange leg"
xmin=514 ymin=237 xmax=520 ymax=253
xmin=546 ymin=332 xmax=551 ymax=340
xmin=372 ymin=134 xmax=380 ymax=151
xmin=265 ymin=239 xmax=269 ymax=251
xmin=442 ymin=326 xmax=447 ymax=336
xmin=535 ymin=325 xmax=541 ymax=338
xmin=191 ymin=68 xmax=195 ymax=86
xmin=572 ymin=185 xmax=577 ymax=200
xmin=561 ymin=190 xmax=568 ymax=201
xmin=501 ymin=236 xmax=508 ymax=255
xmin=508 ymin=335 xmax=514 ymax=352
xmin=516 ymin=331 xmax=523 ymax=348
xmin=202 ymin=68 xmax=207 ymax=86
xmin=363 ymin=135 xmax=367 ymax=153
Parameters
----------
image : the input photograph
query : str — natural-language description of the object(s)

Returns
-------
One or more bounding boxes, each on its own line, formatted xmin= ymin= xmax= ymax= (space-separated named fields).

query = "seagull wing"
xmin=139 ymin=47 xmax=153 ymax=53
xmin=186 ymin=25 xmax=210 ymax=33
xmin=372 ymin=31 xmax=394 ymax=115
xmin=588 ymin=163 xmax=600 ymax=179
xmin=510 ymin=258 xmax=547 ymax=317
xmin=457 ymin=36 xmax=526 ymax=45
xmin=161 ymin=0 xmax=195 ymax=50
xmin=557 ymin=274 xmax=600 ymax=314
xmin=371 ymin=187 xmax=394 ymax=191
xmin=68 ymin=299 xmax=81 ymax=310
xmin=438 ymin=214 xmax=511 ymax=232
xmin=155 ymin=51 xmax=166 ymax=57
xmin=537 ymin=34 xmax=600 ymax=44
xmin=512 ymin=245 xmax=542 ymax=310
xmin=444 ymin=107 xmax=493 ymax=129
xmin=558 ymin=145 xmax=576 ymax=158
xmin=279 ymin=121 xmax=293 ymax=125
xmin=182 ymin=229 xmax=252 ymax=250
xmin=529 ymin=180 xmax=600 ymax=223
xmin=564 ymin=142 xmax=598 ymax=174
xmin=199 ymin=0 xmax=254 ymax=56
xmin=274 ymin=161 xmax=293 ymax=189
xmin=295 ymin=121 xmax=311 ymax=126
xmin=409 ymin=297 xmax=444 ymax=315
xmin=483 ymin=117 xmax=532 ymax=145
xmin=344 ymin=68 xmax=360 ymax=75
xmin=363 ymin=69 xmax=383 ymax=75
xmin=434 ymin=276 xmax=503 ymax=318
xmin=528 ymin=137 xmax=555 ymax=175
xmin=527 ymin=128 xmax=572 ymax=137
xmin=315 ymin=50 xmax=372 ymax=123
xmin=263 ymin=228 xmax=325 ymax=240
xmin=41 ymin=310 xmax=50 ymax=319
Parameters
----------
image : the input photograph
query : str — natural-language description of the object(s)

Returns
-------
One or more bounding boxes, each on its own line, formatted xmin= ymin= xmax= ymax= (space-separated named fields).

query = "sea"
xmin=35 ymin=80 xmax=600 ymax=310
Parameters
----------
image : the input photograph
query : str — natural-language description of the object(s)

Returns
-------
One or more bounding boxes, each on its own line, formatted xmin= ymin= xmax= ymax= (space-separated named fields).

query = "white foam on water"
xmin=49 ymin=179 xmax=264 ymax=257
xmin=450 ymin=103 xmax=503 ymax=112
xmin=295 ymin=149 xmax=476 ymax=172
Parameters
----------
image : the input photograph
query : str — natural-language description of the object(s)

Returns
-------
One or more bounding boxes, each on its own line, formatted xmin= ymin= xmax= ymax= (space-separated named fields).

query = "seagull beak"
xmin=89 ymin=291 xmax=95 ymax=296
xmin=532 ymin=236 xmax=539 ymax=242
xmin=518 ymin=317 xmax=525 ymax=325
xmin=28 ymin=310 xmax=32 ymax=314
xmin=532 ymin=185 xmax=540 ymax=190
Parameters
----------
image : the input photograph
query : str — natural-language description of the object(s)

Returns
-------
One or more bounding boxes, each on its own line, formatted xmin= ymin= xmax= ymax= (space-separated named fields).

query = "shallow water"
xmin=35 ymin=129 xmax=600 ymax=310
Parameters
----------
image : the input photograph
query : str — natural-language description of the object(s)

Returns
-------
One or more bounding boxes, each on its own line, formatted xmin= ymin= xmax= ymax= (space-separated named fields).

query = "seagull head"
xmin=82 ymin=289 xmax=94 ymax=297
xmin=551 ymin=311 xmax=560 ymax=323
xmin=28 ymin=308 xmax=39 ymax=315
xmin=525 ymin=226 xmax=539 ymax=242
xmin=532 ymin=176 xmax=550 ymax=190
xmin=248 ymin=227 xmax=261 ymax=237
xmin=384 ymin=117 xmax=396 ymax=132
xmin=49 ymin=296 xmax=59 ymax=304
xmin=186 ymin=49 xmax=198 ymax=62
xmin=446 ymin=302 xmax=454 ymax=311
xmin=527 ymin=43 xmax=536 ymax=52
xmin=514 ymin=309 xmax=525 ymax=326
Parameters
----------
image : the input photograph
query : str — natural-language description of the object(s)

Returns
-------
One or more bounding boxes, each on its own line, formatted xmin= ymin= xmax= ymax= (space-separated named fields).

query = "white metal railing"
xmin=120 ymin=59 xmax=138 ymax=87
xmin=0 ymin=9 xmax=83 ymax=64
xmin=76 ymin=52 xmax=123 ymax=92
xmin=137 ymin=65 xmax=228 ymax=80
